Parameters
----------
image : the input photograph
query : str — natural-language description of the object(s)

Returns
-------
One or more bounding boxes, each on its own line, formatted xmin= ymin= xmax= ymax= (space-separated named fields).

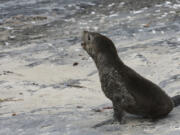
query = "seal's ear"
xmin=88 ymin=34 xmax=94 ymax=42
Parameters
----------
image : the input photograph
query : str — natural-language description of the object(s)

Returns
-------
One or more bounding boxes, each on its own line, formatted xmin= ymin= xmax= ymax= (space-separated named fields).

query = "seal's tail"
xmin=172 ymin=95 xmax=180 ymax=107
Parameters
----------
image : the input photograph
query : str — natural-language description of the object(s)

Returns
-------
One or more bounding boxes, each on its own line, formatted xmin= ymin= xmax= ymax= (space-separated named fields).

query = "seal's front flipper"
xmin=92 ymin=119 xmax=117 ymax=128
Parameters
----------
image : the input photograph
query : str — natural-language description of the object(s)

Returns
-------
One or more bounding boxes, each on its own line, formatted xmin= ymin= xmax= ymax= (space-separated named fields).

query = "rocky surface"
xmin=0 ymin=0 xmax=180 ymax=135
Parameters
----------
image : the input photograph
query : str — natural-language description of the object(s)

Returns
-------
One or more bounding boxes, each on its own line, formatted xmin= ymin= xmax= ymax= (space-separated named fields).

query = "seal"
xmin=81 ymin=31 xmax=180 ymax=125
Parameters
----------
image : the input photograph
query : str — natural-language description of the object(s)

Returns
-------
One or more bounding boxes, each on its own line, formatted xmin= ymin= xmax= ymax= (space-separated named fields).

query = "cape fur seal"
xmin=81 ymin=31 xmax=180 ymax=125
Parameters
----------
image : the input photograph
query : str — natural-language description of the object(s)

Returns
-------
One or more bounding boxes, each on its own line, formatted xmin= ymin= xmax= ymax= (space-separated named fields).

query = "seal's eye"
xmin=88 ymin=35 xmax=91 ymax=41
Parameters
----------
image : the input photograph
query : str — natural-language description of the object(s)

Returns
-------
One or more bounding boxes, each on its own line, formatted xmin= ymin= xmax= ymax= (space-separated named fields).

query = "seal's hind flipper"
xmin=172 ymin=95 xmax=180 ymax=107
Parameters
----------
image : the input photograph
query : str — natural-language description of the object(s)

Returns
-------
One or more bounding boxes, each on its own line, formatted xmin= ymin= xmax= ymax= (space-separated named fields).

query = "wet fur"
xmin=81 ymin=31 xmax=180 ymax=123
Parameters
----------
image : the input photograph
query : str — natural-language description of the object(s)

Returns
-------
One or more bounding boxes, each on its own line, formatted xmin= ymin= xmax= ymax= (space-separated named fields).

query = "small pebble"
xmin=12 ymin=113 xmax=16 ymax=116
xmin=73 ymin=62 xmax=79 ymax=66
xmin=92 ymin=109 xmax=102 ymax=112
xmin=19 ymin=92 xmax=23 ymax=95
xmin=143 ymin=23 xmax=150 ymax=27
xmin=76 ymin=106 xmax=83 ymax=109
xmin=103 ymin=106 xmax=113 ymax=110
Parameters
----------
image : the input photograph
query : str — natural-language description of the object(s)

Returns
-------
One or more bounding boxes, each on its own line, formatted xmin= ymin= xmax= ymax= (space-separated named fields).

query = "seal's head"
xmin=81 ymin=31 xmax=117 ymax=60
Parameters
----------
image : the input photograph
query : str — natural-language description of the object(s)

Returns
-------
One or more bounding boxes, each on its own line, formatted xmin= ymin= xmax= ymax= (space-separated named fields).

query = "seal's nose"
xmin=81 ymin=31 xmax=87 ymax=48
xmin=81 ymin=30 xmax=88 ymax=41
xmin=83 ymin=30 xmax=90 ymax=36
xmin=83 ymin=30 xmax=88 ymax=33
